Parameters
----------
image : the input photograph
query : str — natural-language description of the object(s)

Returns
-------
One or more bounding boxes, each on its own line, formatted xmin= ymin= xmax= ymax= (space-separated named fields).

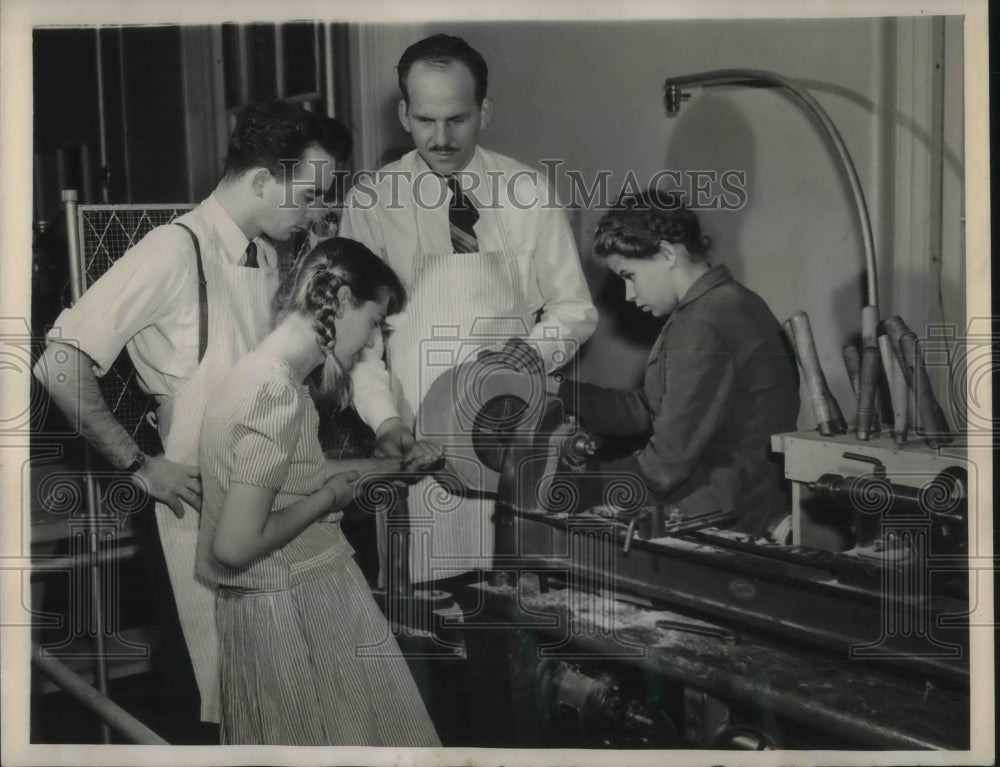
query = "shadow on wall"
xmin=577 ymin=94 xmax=759 ymax=390
xmin=660 ymin=91 xmax=757 ymax=282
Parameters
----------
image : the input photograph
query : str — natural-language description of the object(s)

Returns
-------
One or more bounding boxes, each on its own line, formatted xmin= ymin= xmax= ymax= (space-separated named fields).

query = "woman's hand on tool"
xmin=322 ymin=470 xmax=361 ymax=509
xmin=372 ymin=417 xmax=416 ymax=457
xmin=399 ymin=440 xmax=445 ymax=472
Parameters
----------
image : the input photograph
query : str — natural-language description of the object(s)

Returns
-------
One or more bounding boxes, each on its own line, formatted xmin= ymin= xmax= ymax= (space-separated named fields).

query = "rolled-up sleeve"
xmin=341 ymin=190 xmax=401 ymax=432
xmin=47 ymin=227 xmax=192 ymax=377
xmin=525 ymin=184 xmax=597 ymax=373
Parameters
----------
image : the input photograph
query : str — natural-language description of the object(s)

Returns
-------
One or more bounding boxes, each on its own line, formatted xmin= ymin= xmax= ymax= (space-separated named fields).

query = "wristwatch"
xmin=125 ymin=452 xmax=147 ymax=474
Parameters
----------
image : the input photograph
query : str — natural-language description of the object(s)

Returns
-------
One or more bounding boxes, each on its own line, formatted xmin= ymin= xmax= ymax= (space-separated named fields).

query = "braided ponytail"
xmin=304 ymin=268 xmax=351 ymax=411
xmin=271 ymin=237 xmax=407 ymax=413
xmin=306 ymin=269 xmax=346 ymax=353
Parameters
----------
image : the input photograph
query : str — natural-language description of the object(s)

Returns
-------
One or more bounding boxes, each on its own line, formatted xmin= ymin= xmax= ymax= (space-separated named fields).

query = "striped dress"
xmin=196 ymin=354 xmax=440 ymax=746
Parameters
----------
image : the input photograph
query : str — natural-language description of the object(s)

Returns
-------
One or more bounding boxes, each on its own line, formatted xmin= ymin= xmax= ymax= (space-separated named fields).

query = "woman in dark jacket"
xmin=559 ymin=190 xmax=800 ymax=536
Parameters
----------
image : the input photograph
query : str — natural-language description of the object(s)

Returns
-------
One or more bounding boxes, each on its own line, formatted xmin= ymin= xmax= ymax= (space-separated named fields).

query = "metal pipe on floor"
xmin=32 ymin=542 xmax=141 ymax=573
xmin=31 ymin=644 xmax=170 ymax=745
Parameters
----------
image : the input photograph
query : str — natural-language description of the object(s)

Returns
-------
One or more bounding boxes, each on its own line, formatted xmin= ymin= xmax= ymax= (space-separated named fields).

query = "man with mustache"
xmin=341 ymin=34 xmax=596 ymax=589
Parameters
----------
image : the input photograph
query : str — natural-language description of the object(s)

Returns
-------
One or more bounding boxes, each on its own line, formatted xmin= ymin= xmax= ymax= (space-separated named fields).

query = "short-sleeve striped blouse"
xmin=196 ymin=354 xmax=353 ymax=590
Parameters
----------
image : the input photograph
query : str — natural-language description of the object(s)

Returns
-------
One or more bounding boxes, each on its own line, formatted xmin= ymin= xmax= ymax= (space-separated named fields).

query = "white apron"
xmin=385 ymin=177 xmax=529 ymax=584
xmin=153 ymin=210 xmax=278 ymax=723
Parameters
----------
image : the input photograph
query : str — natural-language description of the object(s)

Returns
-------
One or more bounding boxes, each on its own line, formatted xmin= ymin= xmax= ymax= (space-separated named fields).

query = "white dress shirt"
xmin=50 ymin=193 xmax=277 ymax=399
xmin=341 ymin=146 xmax=597 ymax=432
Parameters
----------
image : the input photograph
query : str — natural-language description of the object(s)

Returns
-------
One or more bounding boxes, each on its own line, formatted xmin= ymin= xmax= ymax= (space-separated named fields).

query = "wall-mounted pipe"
xmin=663 ymin=68 xmax=879 ymax=312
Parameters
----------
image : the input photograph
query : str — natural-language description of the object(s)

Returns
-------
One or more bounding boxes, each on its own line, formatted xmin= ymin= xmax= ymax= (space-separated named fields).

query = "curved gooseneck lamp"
xmin=663 ymin=69 xmax=879 ymax=312
xmin=664 ymin=70 xmax=887 ymax=440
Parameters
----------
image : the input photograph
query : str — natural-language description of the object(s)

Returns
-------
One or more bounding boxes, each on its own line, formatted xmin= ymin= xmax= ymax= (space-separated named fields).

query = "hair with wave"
xmin=593 ymin=188 xmax=712 ymax=263
xmin=397 ymin=34 xmax=489 ymax=105
xmin=222 ymin=101 xmax=352 ymax=183
xmin=271 ymin=238 xmax=406 ymax=412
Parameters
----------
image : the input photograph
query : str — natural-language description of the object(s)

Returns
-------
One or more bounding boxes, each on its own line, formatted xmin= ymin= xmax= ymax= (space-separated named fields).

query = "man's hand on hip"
xmin=131 ymin=455 xmax=202 ymax=519
xmin=373 ymin=416 xmax=416 ymax=458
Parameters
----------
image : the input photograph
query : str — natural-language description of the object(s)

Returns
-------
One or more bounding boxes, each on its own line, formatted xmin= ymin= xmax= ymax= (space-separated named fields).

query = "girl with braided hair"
xmin=195 ymin=237 xmax=441 ymax=746
xmin=556 ymin=189 xmax=800 ymax=537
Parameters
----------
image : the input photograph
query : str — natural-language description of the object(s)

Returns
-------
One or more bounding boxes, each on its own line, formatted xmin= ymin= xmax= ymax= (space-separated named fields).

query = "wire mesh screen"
xmin=77 ymin=204 xmax=195 ymax=455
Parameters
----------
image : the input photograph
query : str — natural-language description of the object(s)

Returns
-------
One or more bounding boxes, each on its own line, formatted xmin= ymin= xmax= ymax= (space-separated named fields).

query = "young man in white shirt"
xmin=33 ymin=101 xmax=349 ymax=734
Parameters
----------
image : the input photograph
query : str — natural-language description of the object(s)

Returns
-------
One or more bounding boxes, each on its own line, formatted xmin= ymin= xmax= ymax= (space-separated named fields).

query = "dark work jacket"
xmin=559 ymin=265 xmax=800 ymax=535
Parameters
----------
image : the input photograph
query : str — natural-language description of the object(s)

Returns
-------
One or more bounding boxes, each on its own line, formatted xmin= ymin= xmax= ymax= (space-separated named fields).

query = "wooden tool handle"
xmin=856 ymin=345 xmax=882 ymax=440
xmin=859 ymin=305 xmax=882 ymax=432
xmin=879 ymin=334 xmax=909 ymax=445
xmin=842 ymin=344 xmax=861 ymax=396
xmin=861 ymin=306 xmax=880 ymax=348
xmin=883 ymin=316 xmax=951 ymax=446
xmin=786 ymin=312 xmax=846 ymax=436
xmin=782 ymin=318 xmax=799 ymax=357
xmin=882 ymin=316 xmax=914 ymax=386
xmin=912 ymin=336 xmax=953 ymax=446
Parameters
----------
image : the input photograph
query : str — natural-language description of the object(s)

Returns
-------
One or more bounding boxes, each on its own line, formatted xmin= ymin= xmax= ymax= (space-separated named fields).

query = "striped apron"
xmin=153 ymin=210 xmax=278 ymax=723
xmin=385 ymin=182 xmax=528 ymax=584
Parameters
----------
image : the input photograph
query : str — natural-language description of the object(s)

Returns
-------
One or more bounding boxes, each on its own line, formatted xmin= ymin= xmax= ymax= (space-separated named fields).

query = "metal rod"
xmin=80 ymin=144 xmax=94 ymax=205
xmin=117 ymin=28 xmax=132 ymax=203
xmin=55 ymin=149 xmax=68 ymax=203
xmin=62 ymin=190 xmax=84 ymax=302
xmin=62 ymin=193 xmax=110 ymax=742
xmin=72 ymin=202 xmax=198 ymax=212
xmin=323 ymin=23 xmax=335 ymax=117
xmin=94 ymin=28 xmax=109 ymax=202
xmin=275 ymin=23 xmax=285 ymax=99
xmin=663 ymin=69 xmax=879 ymax=312
xmin=33 ymin=153 xmax=46 ymax=222
xmin=32 ymin=644 xmax=170 ymax=745
xmin=84 ymin=463 xmax=111 ymax=743
xmin=33 ymin=542 xmax=141 ymax=574
xmin=237 ymin=25 xmax=251 ymax=105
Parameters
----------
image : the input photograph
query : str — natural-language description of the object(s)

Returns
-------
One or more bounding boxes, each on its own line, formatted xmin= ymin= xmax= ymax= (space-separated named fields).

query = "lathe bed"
xmin=494 ymin=506 xmax=969 ymax=687
xmin=459 ymin=573 xmax=969 ymax=749
xmin=390 ymin=370 xmax=973 ymax=750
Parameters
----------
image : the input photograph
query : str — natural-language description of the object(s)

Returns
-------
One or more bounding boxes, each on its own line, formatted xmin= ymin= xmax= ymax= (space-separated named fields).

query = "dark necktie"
xmin=447 ymin=177 xmax=479 ymax=253
xmin=244 ymin=240 xmax=259 ymax=268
